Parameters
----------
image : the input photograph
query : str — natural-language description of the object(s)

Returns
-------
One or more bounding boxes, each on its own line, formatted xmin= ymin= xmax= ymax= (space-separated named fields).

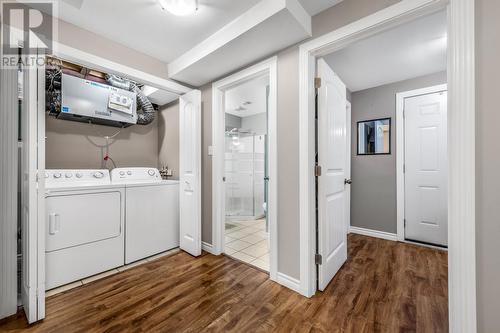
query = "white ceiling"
xmin=57 ymin=0 xmax=261 ymax=63
xmin=225 ymin=75 xmax=269 ymax=118
xmin=57 ymin=0 xmax=341 ymax=65
xmin=323 ymin=10 xmax=447 ymax=92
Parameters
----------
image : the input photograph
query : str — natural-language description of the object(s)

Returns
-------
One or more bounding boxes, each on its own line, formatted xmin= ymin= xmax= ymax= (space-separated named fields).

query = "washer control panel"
xmin=45 ymin=169 xmax=111 ymax=188
xmin=111 ymin=167 xmax=162 ymax=184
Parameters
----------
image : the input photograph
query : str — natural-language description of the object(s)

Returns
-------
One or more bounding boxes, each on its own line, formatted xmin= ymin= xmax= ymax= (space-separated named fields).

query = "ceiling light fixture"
xmin=158 ymin=0 xmax=198 ymax=16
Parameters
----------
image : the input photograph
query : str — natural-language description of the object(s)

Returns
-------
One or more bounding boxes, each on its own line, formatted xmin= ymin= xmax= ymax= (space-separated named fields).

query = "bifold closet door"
xmin=179 ymin=90 xmax=202 ymax=257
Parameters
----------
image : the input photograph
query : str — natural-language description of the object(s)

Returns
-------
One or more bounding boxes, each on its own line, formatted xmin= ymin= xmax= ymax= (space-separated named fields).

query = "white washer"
xmin=111 ymin=168 xmax=179 ymax=264
xmin=45 ymin=169 xmax=125 ymax=290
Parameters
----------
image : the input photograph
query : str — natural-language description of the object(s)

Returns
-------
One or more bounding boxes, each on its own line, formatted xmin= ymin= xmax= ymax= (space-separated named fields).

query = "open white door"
xmin=317 ymin=58 xmax=348 ymax=291
xmin=20 ymin=56 xmax=46 ymax=322
xmin=179 ymin=90 xmax=202 ymax=257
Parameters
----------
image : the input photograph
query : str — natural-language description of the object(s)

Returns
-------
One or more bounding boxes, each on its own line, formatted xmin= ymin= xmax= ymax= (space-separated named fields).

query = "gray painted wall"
xmin=476 ymin=0 xmax=500 ymax=330
xmin=350 ymin=71 xmax=447 ymax=234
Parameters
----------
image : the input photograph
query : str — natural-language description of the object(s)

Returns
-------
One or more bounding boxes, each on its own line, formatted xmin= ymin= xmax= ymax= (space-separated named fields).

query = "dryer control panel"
xmin=111 ymin=167 xmax=162 ymax=184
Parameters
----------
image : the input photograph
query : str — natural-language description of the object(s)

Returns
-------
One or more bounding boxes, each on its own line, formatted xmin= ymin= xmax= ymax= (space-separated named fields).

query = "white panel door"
xmin=317 ymin=58 xmax=348 ymax=291
xmin=404 ymin=91 xmax=448 ymax=246
xmin=179 ymin=90 xmax=202 ymax=256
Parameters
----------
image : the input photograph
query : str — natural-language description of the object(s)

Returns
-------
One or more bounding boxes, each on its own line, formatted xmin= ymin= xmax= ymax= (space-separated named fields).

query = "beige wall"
xmin=57 ymin=19 xmax=168 ymax=78
xmin=476 ymin=0 xmax=500 ymax=331
xmin=46 ymin=18 xmax=171 ymax=170
xmin=158 ymin=103 xmax=180 ymax=179
xmin=276 ymin=46 xmax=301 ymax=278
xmin=201 ymin=84 xmax=213 ymax=243
xmin=45 ymin=115 xmax=158 ymax=169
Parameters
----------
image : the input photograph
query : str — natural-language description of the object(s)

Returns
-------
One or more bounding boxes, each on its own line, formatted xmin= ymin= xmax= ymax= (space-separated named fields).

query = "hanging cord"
xmin=84 ymin=121 xmax=123 ymax=169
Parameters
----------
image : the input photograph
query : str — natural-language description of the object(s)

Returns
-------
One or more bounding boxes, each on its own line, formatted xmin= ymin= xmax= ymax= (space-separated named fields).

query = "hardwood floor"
xmin=0 ymin=234 xmax=448 ymax=333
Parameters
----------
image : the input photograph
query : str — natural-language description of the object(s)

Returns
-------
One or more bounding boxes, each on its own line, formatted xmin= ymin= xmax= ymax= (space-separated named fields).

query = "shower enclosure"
xmin=225 ymin=131 xmax=266 ymax=220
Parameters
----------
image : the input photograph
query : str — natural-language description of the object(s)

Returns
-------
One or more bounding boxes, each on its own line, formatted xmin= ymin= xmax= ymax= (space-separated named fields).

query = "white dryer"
xmin=45 ymin=170 xmax=125 ymax=290
xmin=111 ymin=168 xmax=179 ymax=264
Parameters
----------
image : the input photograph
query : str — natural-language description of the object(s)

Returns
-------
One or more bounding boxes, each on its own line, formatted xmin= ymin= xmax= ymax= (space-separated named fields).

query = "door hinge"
xmin=315 ymin=77 xmax=321 ymax=89
xmin=404 ymin=219 xmax=406 ymax=227
xmin=315 ymin=165 xmax=322 ymax=177
xmin=403 ymin=108 xmax=405 ymax=118
xmin=315 ymin=254 xmax=323 ymax=265
xmin=403 ymin=164 xmax=406 ymax=173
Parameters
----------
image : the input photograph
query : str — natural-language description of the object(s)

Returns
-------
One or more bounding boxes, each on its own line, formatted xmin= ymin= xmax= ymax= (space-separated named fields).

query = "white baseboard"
xmin=349 ymin=226 xmax=398 ymax=241
xmin=202 ymin=241 xmax=215 ymax=254
xmin=276 ymin=272 xmax=301 ymax=294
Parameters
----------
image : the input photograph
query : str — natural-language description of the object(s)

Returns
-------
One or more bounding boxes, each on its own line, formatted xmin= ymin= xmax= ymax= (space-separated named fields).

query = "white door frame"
xmin=396 ymin=84 xmax=448 ymax=243
xmin=298 ymin=0 xmax=476 ymax=331
xmin=346 ymin=101 xmax=351 ymax=233
xmin=211 ymin=57 xmax=278 ymax=281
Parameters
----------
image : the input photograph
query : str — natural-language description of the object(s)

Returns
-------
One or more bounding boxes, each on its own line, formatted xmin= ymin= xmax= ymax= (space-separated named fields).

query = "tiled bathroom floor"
xmin=224 ymin=219 xmax=269 ymax=271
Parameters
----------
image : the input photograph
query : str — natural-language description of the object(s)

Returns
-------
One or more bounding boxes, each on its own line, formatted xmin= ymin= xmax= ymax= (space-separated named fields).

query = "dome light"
xmin=158 ymin=0 xmax=198 ymax=16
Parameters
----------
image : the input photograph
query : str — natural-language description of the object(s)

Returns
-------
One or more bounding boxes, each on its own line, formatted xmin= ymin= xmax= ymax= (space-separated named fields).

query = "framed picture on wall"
xmin=357 ymin=118 xmax=391 ymax=155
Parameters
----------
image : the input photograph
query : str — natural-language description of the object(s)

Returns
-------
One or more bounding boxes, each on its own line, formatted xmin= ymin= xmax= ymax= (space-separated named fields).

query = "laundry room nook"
xmin=9 ymin=36 xmax=203 ymax=321
xmin=41 ymin=56 xmax=191 ymax=292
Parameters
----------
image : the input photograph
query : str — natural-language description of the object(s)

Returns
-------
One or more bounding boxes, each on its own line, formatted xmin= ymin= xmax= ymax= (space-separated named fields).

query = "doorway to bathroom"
xmin=212 ymin=57 xmax=277 ymax=279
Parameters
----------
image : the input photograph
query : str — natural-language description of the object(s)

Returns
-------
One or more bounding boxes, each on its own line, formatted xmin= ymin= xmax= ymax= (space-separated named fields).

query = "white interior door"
xmin=317 ymin=58 xmax=348 ymax=291
xmin=179 ymin=90 xmax=202 ymax=256
xmin=404 ymin=90 xmax=448 ymax=246
xmin=21 ymin=55 xmax=46 ymax=323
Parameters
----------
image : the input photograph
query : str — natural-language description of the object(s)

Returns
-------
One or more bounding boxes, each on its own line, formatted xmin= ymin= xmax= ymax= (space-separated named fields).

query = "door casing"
xmin=211 ymin=57 xmax=278 ymax=283
xmin=298 ymin=1 xmax=476 ymax=331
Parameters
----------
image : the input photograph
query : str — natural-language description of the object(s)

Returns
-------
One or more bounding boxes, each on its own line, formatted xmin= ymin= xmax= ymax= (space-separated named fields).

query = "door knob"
xmin=264 ymin=177 xmax=270 ymax=181
xmin=344 ymin=179 xmax=352 ymax=185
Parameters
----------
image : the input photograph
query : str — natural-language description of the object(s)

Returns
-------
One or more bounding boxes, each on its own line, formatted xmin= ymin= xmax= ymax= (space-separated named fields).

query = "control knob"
xmin=93 ymin=171 xmax=104 ymax=179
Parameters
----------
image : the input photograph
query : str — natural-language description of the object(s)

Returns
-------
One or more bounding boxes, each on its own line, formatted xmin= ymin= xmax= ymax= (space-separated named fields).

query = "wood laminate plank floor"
xmin=0 ymin=234 xmax=448 ymax=333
